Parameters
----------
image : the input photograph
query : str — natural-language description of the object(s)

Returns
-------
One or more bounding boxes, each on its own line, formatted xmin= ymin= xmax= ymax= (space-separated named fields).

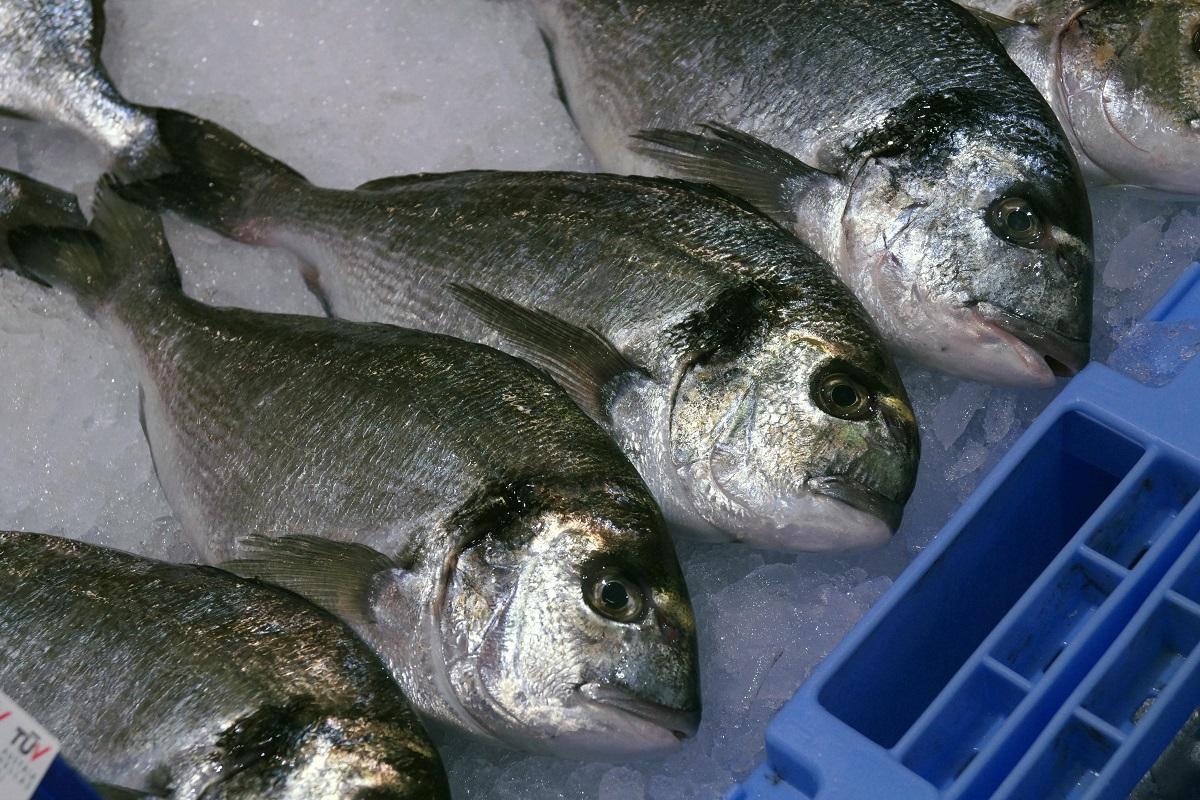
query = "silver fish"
xmin=8 ymin=181 xmax=700 ymax=760
xmin=529 ymin=0 xmax=1095 ymax=387
xmin=0 ymin=530 xmax=448 ymax=800
xmin=0 ymin=166 xmax=85 ymax=271
xmin=0 ymin=0 xmax=163 ymax=173
xmin=116 ymin=108 xmax=920 ymax=554
xmin=958 ymin=0 xmax=1200 ymax=194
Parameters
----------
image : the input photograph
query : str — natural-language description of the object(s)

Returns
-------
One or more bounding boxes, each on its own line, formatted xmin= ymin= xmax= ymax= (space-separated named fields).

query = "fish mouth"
xmin=974 ymin=303 xmax=1089 ymax=378
xmin=807 ymin=476 xmax=903 ymax=532
xmin=577 ymin=683 xmax=700 ymax=742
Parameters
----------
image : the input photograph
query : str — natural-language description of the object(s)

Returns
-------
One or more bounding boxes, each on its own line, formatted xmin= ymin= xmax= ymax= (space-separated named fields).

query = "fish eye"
xmin=585 ymin=575 xmax=645 ymax=623
xmin=988 ymin=196 xmax=1043 ymax=246
xmin=814 ymin=373 xmax=873 ymax=421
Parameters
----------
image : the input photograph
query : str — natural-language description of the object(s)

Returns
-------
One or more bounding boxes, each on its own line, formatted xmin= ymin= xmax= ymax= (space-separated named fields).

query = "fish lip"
xmin=973 ymin=302 xmax=1089 ymax=377
xmin=576 ymin=682 xmax=700 ymax=741
xmin=807 ymin=476 xmax=903 ymax=532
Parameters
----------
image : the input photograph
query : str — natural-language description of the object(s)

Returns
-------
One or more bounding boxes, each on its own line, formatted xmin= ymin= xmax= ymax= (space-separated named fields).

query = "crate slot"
xmin=1085 ymin=459 xmax=1200 ymax=569
xmin=1083 ymin=599 xmax=1200 ymax=733
xmin=1170 ymin=541 xmax=1200 ymax=607
xmin=991 ymin=556 xmax=1122 ymax=681
xmin=1003 ymin=717 xmax=1121 ymax=800
xmin=817 ymin=412 xmax=1143 ymax=748
xmin=900 ymin=665 xmax=1027 ymax=789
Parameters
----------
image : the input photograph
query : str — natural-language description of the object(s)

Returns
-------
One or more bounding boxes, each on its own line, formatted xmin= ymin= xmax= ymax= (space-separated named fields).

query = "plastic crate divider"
xmin=950 ymin=463 xmax=1200 ymax=798
xmin=988 ymin=553 xmax=1126 ymax=683
xmin=1073 ymin=708 xmax=1129 ymax=744
xmin=993 ymin=593 xmax=1200 ymax=800
xmin=889 ymin=445 xmax=1155 ymax=773
xmin=897 ymin=660 xmax=1030 ymax=789
xmin=982 ymin=656 xmax=1034 ymax=690
xmin=815 ymin=410 xmax=1145 ymax=755
xmin=1001 ymin=712 xmax=1124 ymax=800
xmin=1086 ymin=621 xmax=1200 ymax=799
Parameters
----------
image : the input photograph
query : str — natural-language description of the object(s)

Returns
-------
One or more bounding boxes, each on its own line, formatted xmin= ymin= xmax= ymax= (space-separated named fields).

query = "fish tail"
xmin=7 ymin=175 xmax=180 ymax=314
xmin=0 ymin=168 xmax=87 ymax=281
xmin=115 ymin=106 xmax=307 ymax=243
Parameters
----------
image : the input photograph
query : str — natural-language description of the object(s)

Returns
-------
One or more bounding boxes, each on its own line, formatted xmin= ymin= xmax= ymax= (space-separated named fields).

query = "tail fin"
xmin=115 ymin=107 xmax=307 ymax=242
xmin=0 ymin=168 xmax=87 ymax=281
xmin=7 ymin=176 xmax=180 ymax=314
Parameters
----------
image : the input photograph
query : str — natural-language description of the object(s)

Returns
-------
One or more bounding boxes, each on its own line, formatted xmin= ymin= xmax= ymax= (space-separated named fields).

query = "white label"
xmin=0 ymin=689 xmax=60 ymax=800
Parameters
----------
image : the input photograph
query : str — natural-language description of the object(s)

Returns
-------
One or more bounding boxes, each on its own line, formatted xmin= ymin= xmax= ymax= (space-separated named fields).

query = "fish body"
xmin=0 ymin=0 xmax=162 ymax=172
xmin=8 ymin=183 xmax=700 ymax=759
xmin=957 ymin=0 xmax=1200 ymax=194
xmin=529 ymin=0 xmax=1094 ymax=387
xmin=119 ymin=108 xmax=920 ymax=554
xmin=0 ymin=530 xmax=448 ymax=800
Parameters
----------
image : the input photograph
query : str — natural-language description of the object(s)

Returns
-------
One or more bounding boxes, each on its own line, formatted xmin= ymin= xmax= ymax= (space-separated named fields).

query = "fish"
xmin=527 ymin=0 xmax=1095 ymax=387
xmin=0 ymin=166 xmax=85 ymax=273
xmin=6 ymin=180 xmax=701 ymax=760
xmin=0 ymin=0 xmax=164 ymax=174
xmin=957 ymin=0 xmax=1200 ymax=194
xmin=115 ymin=107 xmax=920 ymax=553
xmin=0 ymin=530 xmax=448 ymax=800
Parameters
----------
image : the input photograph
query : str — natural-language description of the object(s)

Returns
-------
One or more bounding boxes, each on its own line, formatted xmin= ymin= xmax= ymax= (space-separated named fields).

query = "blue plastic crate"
xmin=731 ymin=263 xmax=1200 ymax=800
xmin=33 ymin=757 xmax=101 ymax=800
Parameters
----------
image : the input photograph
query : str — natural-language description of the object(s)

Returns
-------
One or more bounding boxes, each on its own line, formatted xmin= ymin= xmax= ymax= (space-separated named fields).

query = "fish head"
xmin=1049 ymin=0 xmax=1200 ymax=193
xmin=432 ymin=484 xmax=700 ymax=760
xmin=202 ymin=699 xmax=447 ymax=799
xmin=667 ymin=285 xmax=919 ymax=551
xmin=838 ymin=90 xmax=1093 ymax=386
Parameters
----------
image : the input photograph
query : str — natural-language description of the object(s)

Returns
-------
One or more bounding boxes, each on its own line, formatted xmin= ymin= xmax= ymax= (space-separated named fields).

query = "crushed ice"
xmin=0 ymin=2 xmax=1197 ymax=797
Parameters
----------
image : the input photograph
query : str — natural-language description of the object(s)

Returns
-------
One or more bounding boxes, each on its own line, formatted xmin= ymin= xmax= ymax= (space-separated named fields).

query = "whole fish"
xmin=117 ymin=108 xmax=920 ymax=553
xmin=957 ymin=0 xmax=1200 ymax=194
xmin=0 ymin=166 xmax=85 ymax=271
xmin=0 ymin=0 xmax=163 ymax=173
xmin=0 ymin=530 xmax=448 ymax=800
xmin=528 ymin=0 xmax=1095 ymax=387
xmin=8 ymin=181 xmax=700 ymax=760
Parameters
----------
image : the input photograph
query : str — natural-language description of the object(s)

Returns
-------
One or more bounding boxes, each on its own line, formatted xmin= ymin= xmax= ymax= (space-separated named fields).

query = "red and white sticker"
xmin=0 ymin=689 xmax=59 ymax=800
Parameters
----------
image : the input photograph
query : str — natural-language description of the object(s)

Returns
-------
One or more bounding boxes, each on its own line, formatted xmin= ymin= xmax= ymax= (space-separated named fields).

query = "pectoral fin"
xmin=448 ymin=283 xmax=649 ymax=422
xmin=632 ymin=122 xmax=841 ymax=228
xmin=961 ymin=5 xmax=1029 ymax=31
xmin=222 ymin=534 xmax=395 ymax=628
